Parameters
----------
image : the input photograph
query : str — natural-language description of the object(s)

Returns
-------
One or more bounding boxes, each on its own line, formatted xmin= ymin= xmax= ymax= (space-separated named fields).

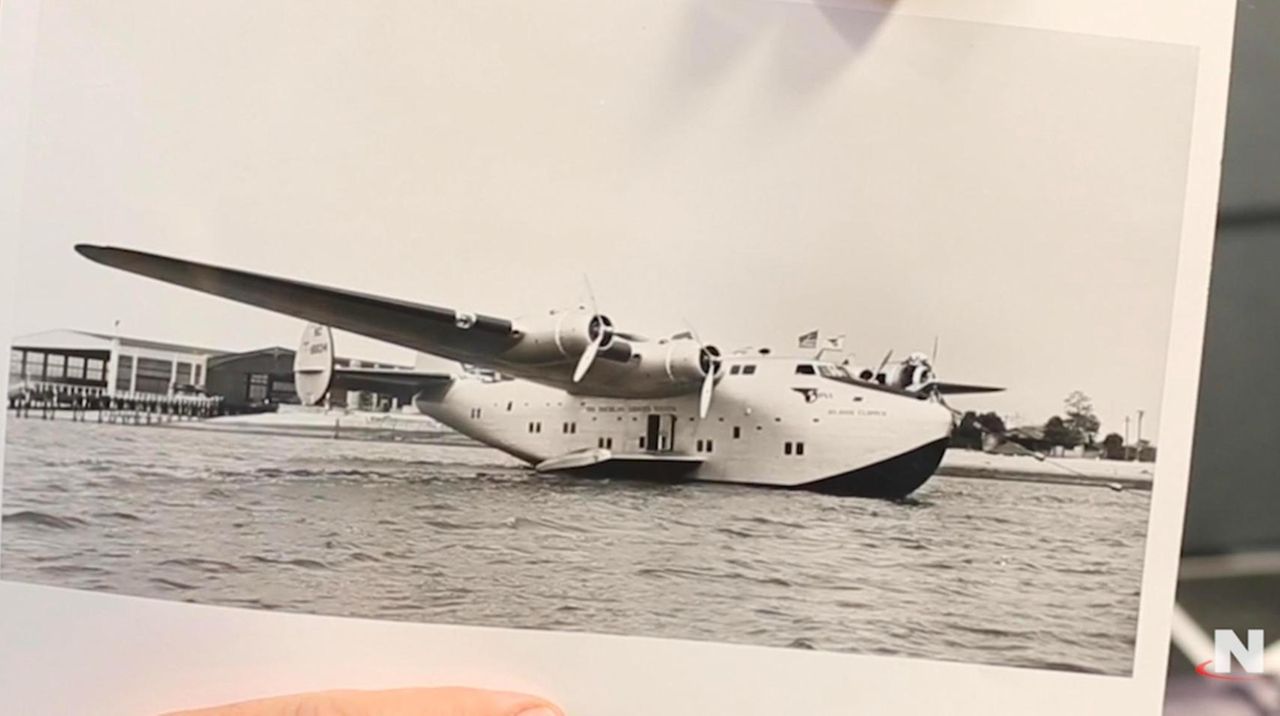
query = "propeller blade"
xmin=582 ymin=274 xmax=598 ymax=314
xmin=699 ymin=369 xmax=715 ymax=419
xmin=876 ymin=349 xmax=894 ymax=375
xmin=573 ymin=334 xmax=603 ymax=383
xmin=682 ymin=318 xmax=719 ymax=418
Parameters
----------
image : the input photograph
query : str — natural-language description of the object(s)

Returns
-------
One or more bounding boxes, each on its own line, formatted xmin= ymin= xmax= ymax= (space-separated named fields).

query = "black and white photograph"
xmin=2 ymin=0 xmax=1203 ymax=683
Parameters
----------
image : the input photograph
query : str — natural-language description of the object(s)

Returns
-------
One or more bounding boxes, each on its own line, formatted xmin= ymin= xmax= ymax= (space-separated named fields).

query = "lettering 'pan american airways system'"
xmin=76 ymin=244 xmax=1003 ymax=499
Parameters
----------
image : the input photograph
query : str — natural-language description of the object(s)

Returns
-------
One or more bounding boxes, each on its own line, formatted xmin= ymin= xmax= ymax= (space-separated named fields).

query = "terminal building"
xmin=9 ymin=329 xmax=219 ymax=407
xmin=8 ymin=329 xmax=410 ymax=415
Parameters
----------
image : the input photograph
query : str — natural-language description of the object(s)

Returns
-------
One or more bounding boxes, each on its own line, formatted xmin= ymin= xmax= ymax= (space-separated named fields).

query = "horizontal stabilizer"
xmin=294 ymin=322 xmax=451 ymax=405
xmin=331 ymin=366 xmax=452 ymax=403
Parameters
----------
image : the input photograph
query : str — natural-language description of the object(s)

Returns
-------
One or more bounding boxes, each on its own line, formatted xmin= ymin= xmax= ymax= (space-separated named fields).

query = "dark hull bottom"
xmin=549 ymin=438 xmax=949 ymax=500
xmin=797 ymin=438 xmax=949 ymax=499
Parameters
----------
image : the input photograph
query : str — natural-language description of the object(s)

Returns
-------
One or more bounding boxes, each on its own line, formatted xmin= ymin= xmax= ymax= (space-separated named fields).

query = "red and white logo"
xmin=1196 ymin=629 xmax=1266 ymax=681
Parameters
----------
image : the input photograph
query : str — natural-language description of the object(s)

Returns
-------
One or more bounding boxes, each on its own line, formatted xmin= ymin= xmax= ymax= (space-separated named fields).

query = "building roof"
xmin=206 ymin=346 xmax=295 ymax=367
xmin=12 ymin=329 xmax=225 ymax=356
xmin=207 ymin=346 xmax=410 ymax=370
xmin=15 ymin=329 xmax=410 ymax=369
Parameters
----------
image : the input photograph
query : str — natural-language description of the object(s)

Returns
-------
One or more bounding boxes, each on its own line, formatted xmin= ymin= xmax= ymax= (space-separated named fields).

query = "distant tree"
xmin=949 ymin=410 xmax=982 ymax=449
xmin=1043 ymin=415 xmax=1079 ymax=448
xmin=975 ymin=412 xmax=1006 ymax=435
xmin=1063 ymin=390 xmax=1101 ymax=447
xmin=1101 ymin=432 xmax=1125 ymax=460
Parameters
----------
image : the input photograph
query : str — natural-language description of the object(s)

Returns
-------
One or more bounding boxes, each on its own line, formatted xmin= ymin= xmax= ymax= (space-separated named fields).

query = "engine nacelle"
xmin=661 ymin=339 xmax=719 ymax=384
xmin=873 ymin=353 xmax=933 ymax=392
xmin=502 ymin=308 xmax=631 ymax=365
xmin=857 ymin=352 xmax=934 ymax=392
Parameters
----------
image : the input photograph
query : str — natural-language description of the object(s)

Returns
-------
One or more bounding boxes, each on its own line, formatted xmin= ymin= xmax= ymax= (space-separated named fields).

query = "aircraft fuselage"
xmin=414 ymin=355 xmax=954 ymax=498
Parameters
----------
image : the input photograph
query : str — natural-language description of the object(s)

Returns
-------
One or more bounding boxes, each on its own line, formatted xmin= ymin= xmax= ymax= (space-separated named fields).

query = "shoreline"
xmin=13 ymin=409 xmax=1157 ymax=491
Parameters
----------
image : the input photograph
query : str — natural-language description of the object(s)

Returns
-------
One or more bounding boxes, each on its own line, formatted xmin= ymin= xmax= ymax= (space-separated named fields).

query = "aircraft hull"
xmin=414 ymin=356 xmax=955 ymax=500
xmin=797 ymin=437 xmax=948 ymax=498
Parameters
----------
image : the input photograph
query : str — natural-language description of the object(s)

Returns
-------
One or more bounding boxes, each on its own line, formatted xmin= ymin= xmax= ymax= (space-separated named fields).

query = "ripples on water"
xmin=1 ymin=419 xmax=1150 ymax=674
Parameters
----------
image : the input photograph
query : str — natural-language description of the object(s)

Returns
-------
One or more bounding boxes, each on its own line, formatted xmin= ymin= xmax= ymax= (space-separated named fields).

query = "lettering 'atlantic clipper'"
xmin=76 ymin=245 xmax=1002 ymax=499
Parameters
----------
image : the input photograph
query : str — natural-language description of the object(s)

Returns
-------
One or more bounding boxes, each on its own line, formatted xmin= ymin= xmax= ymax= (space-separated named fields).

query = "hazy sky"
xmin=8 ymin=0 xmax=1198 ymax=441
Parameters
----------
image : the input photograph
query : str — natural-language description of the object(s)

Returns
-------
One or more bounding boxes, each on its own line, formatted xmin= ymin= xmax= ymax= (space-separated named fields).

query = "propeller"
xmin=684 ymin=320 xmax=722 ymax=419
xmin=572 ymin=315 xmax=611 ymax=383
xmin=873 ymin=349 xmax=894 ymax=383
xmin=573 ymin=276 xmax=612 ymax=383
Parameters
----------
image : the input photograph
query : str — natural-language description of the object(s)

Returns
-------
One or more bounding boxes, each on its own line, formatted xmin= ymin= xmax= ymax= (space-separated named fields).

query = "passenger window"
xmin=796 ymin=442 xmax=805 ymax=456
xmin=733 ymin=426 xmax=741 ymax=439
xmin=784 ymin=442 xmax=793 ymax=455
xmin=706 ymin=439 xmax=714 ymax=453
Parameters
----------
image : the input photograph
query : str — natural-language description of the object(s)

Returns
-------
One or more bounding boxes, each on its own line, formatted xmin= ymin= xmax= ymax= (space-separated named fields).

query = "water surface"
xmin=1 ymin=419 xmax=1150 ymax=674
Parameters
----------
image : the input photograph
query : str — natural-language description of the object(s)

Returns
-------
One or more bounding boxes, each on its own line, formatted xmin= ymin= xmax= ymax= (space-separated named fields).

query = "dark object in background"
xmin=1167 ymin=1 xmax=1280 ymax=713
xmin=1181 ymin=0 xmax=1280 ymax=557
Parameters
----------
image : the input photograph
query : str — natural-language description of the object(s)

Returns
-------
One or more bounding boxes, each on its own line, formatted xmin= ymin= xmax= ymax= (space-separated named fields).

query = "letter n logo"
xmin=1213 ymin=629 xmax=1264 ymax=676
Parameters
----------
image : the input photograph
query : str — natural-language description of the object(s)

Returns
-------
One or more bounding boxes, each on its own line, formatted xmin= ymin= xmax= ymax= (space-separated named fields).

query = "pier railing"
xmin=7 ymin=380 xmax=223 ymax=423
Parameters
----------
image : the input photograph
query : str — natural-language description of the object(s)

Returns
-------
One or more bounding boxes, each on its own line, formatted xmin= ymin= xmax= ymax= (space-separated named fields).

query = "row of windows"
xmin=728 ymin=362 xmax=823 ymax=376
xmin=244 ymin=373 xmax=296 ymax=403
xmin=247 ymin=373 xmax=270 ymax=401
xmin=469 ymin=408 xmax=483 ymax=419
xmin=10 ymin=350 xmax=108 ymax=384
xmin=505 ymin=418 xmax=806 ymax=458
xmin=111 ymin=355 xmax=203 ymax=394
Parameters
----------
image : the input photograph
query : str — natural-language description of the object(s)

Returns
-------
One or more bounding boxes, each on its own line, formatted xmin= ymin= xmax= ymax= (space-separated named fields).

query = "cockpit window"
xmin=818 ymin=364 xmax=852 ymax=380
xmin=795 ymin=364 xmax=816 ymax=375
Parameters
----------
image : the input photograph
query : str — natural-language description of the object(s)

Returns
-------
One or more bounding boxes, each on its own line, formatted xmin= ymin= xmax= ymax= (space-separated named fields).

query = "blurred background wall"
xmin=1182 ymin=0 xmax=1280 ymax=555
xmin=1166 ymin=2 xmax=1280 ymax=712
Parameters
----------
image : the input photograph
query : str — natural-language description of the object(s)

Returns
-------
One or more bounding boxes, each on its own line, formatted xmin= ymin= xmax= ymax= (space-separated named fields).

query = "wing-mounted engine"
xmin=855 ymin=350 xmax=1003 ymax=397
xmin=496 ymin=309 xmax=723 ymax=404
xmin=293 ymin=323 xmax=454 ymax=406
xmin=502 ymin=307 xmax=634 ymax=372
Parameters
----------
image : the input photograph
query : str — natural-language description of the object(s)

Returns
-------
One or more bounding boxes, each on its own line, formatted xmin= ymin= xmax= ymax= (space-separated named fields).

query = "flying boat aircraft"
xmin=76 ymin=245 xmax=1002 ymax=499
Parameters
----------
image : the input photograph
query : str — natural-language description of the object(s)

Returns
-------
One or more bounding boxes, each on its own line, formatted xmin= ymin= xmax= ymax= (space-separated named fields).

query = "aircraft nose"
xmin=921 ymin=399 xmax=956 ymax=441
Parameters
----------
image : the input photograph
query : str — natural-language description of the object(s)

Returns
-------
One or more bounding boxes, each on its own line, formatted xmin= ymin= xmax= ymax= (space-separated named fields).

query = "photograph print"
xmin=2 ymin=1 xmax=1200 ymax=676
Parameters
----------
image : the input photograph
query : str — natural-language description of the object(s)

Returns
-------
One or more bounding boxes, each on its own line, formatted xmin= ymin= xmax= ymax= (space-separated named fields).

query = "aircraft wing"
xmin=929 ymin=381 xmax=1004 ymax=395
xmin=75 ymin=245 xmax=519 ymax=363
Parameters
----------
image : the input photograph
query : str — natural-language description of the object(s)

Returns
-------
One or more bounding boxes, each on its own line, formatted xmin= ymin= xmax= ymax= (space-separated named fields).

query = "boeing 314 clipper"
xmin=76 ymin=245 xmax=1002 ymax=499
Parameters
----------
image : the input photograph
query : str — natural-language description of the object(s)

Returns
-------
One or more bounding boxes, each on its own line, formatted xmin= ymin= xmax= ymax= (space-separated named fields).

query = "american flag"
xmin=798 ymin=330 xmax=819 ymax=349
